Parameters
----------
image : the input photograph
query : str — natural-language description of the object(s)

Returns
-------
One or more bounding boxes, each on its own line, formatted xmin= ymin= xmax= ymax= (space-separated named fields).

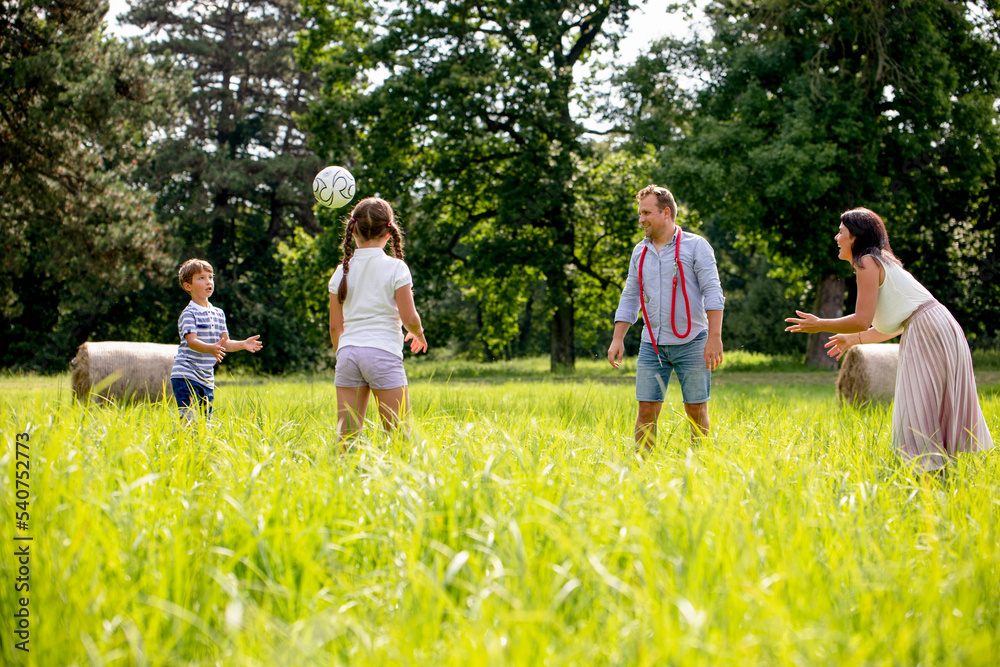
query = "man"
xmin=607 ymin=185 xmax=725 ymax=451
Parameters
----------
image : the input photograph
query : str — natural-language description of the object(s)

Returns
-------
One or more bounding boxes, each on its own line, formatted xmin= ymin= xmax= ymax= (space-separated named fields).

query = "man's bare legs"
xmin=635 ymin=401 xmax=663 ymax=452
xmin=635 ymin=400 xmax=710 ymax=452
xmin=684 ymin=401 xmax=710 ymax=439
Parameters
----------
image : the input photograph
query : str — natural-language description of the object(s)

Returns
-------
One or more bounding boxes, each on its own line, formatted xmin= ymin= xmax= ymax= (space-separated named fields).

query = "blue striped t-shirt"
xmin=170 ymin=301 xmax=228 ymax=389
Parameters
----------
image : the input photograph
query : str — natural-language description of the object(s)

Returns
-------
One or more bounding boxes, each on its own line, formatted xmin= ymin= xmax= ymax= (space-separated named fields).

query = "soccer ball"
xmin=313 ymin=166 xmax=356 ymax=209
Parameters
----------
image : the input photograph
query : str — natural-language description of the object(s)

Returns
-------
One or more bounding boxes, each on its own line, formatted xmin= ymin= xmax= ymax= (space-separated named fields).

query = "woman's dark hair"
xmin=338 ymin=197 xmax=405 ymax=304
xmin=840 ymin=207 xmax=901 ymax=269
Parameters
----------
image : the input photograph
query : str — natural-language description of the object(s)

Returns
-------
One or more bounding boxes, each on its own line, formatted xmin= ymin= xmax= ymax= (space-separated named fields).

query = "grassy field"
xmin=2 ymin=354 xmax=999 ymax=665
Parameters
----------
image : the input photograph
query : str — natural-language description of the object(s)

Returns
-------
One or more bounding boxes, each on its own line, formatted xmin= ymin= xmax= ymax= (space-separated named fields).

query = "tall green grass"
xmin=1 ymin=372 xmax=998 ymax=665
xmin=971 ymin=348 xmax=1000 ymax=371
xmin=402 ymin=350 xmax=834 ymax=380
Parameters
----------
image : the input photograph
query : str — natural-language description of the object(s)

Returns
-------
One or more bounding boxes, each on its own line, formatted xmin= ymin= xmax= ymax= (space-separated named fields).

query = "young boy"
xmin=170 ymin=259 xmax=262 ymax=422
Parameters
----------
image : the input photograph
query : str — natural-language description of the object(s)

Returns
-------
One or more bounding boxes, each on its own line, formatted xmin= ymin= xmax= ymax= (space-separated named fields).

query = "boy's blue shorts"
xmin=635 ymin=331 xmax=711 ymax=404
xmin=171 ymin=377 xmax=214 ymax=420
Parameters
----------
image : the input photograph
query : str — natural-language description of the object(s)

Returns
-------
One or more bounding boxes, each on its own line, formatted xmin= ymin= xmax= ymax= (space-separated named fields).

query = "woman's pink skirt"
xmin=893 ymin=300 xmax=993 ymax=471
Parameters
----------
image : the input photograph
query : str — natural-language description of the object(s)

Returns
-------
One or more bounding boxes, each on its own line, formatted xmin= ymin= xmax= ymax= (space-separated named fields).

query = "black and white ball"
xmin=313 ymin=166 xmax=356 ymax=209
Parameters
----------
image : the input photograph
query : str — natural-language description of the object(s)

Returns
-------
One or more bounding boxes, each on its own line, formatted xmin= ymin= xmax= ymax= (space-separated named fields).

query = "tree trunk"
xmin=805 ymin=274 xmax=846 ymax=368
xmin=547 ymin=268 xmax=575 ymax=373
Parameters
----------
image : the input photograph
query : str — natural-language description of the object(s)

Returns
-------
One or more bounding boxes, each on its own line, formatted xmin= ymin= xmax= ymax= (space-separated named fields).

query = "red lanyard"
xmin=638 ymin=228 xmax=691 ymax=356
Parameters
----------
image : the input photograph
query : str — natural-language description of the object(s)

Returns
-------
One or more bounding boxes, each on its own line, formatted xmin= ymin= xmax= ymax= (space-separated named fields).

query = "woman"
xmin=785 ymin=207 xmax=992 ymax=472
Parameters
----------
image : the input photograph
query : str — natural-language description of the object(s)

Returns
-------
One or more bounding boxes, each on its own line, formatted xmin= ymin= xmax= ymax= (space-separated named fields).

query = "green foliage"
xmin=571 ymin=148 xmax=658 ymax=354
xmin=123 ymin=0 xmax=352 ymax=372
xmin=618 ymin=0 xmax=1000 ymax=355
xmin=10 ymin=0 xmax=996 ymax=374
xmin=0 ymin=0 xmax=177 ymax=370
xmin=971 ymin=347 xmax=1000 ymax=372
xmin=3 ymin=373 xmax=999 ymax=664
xmin=301 ymin=0 xmax=636 ymax=370
xmin=275 ymin=220 xmax=350 ymax=366
xmin=704 ymin=219 xmax=809 ymax=357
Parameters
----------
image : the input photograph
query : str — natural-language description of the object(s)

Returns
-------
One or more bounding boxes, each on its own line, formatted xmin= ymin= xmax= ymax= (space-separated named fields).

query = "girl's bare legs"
xmin=371 ymin=385 xmax=410 ymax=433
xmin=337 ymin=386 xmax=370 ymax=438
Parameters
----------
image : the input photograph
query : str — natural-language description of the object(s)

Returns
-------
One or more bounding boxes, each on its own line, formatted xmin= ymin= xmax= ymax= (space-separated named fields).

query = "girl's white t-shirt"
xmin=329 ymin=248 xmax=413 ymax=358
xmin=871 ymin=255 xmax=934 ymax=334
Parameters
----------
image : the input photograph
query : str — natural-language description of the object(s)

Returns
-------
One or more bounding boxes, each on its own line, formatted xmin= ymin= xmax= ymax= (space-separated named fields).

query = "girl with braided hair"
xmin=329 ymin=197 xmax=427 ymax=438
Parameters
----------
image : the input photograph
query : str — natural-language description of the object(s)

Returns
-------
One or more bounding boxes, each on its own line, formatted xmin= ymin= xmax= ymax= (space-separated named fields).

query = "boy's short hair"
xmin=178 ymin=259 xmax=213 ymax=287
xmin=636 ymin=184 xmax=677 ymax=221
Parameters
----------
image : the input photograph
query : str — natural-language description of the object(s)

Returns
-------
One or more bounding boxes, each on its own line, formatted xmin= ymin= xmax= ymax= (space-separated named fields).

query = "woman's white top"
xmin=871 ymin=254 xmax=934 ymax=334
xmin=329 ymin=248 xmax=413 ymax=358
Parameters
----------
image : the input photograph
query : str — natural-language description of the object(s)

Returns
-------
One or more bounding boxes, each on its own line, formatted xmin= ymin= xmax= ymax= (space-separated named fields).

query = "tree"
xmin=123 ymin=0 xmax=357 ymax=371
xmin=619 ymin=0 xmax=1000 ymax=366
xmin=301 ymin=0 xmax=635 ymax=371
xmin=1 ymin=0 xmax=175 ymax=370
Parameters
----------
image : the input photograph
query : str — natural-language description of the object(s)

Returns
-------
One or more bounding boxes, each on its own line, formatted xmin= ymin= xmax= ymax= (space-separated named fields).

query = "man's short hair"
xmin=178 ymin=259 xmax=213 ymax=287
xmin=636 ymin=184 xmax=677 ymax=221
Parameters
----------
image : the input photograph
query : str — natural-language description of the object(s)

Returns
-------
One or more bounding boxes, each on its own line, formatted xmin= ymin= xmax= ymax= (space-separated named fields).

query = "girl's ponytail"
xmin=388 ymin=222 xmax=405 ymax=261
xmin=338 ymin=218 xmax=356 ymax=304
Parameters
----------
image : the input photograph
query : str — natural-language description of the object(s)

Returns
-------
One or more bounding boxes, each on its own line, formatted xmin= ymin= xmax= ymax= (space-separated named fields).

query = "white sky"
xmin=614 ymin=0 xmax=698 ymax=62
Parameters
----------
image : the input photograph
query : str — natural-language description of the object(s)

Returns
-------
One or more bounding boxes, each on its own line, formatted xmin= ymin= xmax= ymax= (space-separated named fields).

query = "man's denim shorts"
xmin=635 ymin=330 xmax=711 ymax=404
xmin=335 ymin=345 xmax=408 ymax=390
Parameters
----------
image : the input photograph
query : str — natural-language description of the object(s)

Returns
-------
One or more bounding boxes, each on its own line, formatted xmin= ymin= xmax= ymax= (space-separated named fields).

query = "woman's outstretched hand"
xmin=824 ymin=334 xmax=854 ymax=361
xmin=784 ymin=310 xmax=823 ymax=334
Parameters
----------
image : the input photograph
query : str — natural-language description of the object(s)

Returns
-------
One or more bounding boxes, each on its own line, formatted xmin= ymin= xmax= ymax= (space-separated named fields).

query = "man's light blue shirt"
xmin=614 ymin=228 xmax=725 ymax=348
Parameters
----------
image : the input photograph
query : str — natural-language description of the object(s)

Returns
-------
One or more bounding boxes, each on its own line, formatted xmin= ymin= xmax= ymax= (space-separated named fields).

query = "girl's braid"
xmin=387 ymin=222 xmax=405 ymax=261
xmin=338 ymin=218 xmax=357 ymax=304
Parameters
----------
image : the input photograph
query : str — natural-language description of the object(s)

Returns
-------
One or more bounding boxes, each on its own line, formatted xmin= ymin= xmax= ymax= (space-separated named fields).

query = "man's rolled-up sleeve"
xmin=694 ymin=240 xmax=725 ymax=311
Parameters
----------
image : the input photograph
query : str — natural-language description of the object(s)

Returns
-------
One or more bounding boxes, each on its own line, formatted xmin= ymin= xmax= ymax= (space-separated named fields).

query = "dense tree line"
xmin=3 ymin=0 xmax=998 ymax=372
xmin=300 ymin=0 xmax=642 ymax=372
xmin=618 ymin=0 xmax=1000 ymax=366
xmin=1 ymin=0 xmax=175 ymax=370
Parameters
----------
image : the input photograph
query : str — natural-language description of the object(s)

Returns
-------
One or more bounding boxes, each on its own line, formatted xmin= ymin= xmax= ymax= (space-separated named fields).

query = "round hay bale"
xmin=836 ymin=343 xmax=899 ymax=406
xmin=71 ymin=342 xmax=177 ymax=404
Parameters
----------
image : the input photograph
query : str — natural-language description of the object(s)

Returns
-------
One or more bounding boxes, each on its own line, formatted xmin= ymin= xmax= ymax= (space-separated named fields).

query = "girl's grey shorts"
xmin=334 ymin=345 xmax=408 ymax=390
